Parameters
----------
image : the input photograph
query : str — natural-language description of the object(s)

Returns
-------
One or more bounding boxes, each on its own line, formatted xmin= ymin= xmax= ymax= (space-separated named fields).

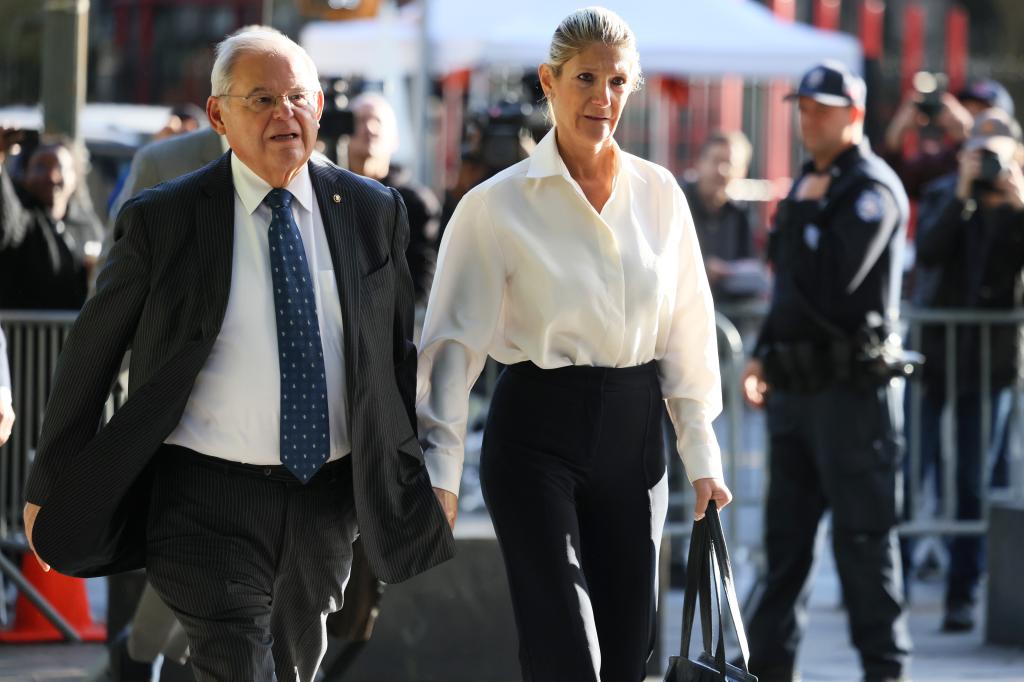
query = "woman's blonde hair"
xmin=545 ymin=7 xmax=642 ymax=88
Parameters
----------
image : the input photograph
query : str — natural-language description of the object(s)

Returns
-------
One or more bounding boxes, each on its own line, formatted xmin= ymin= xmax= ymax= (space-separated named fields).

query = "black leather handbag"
xmin=665 ymin=502 xmax=757 ymax=682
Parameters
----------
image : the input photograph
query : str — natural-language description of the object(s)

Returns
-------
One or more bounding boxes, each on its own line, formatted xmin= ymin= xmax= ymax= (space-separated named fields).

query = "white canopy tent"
xmin=301 ymin=0 xmax=862 ymax=80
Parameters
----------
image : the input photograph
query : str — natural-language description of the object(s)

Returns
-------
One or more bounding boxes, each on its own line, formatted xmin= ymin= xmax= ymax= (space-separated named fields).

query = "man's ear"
xmin=207 ymin=96 xmax=227 ymax=135
xmin=314 ymin=89 xmax=325 ymax=124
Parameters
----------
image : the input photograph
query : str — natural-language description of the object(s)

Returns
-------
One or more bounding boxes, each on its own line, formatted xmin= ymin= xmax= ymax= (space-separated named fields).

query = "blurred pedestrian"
xmin=22 ymin=26 xmax=452 ymax=682
xmin=105 ymin=105 xmax=211 ymax=221
xmin=741 ymin=61 xmax=912 ymax=682
xmin=346 ymin=92 xmax=440 ymax=304
xmin=108 ymin=125 xmax=224 ymax=229
xmin=418 ymin=8 xmax=731 ymax=680
xmin=681 ymin=130 xmax=767 ymax=302
xmin=0 ymin=131 xmax=103 ymax=309
xmin=911 ymin=108 xmax=1024 ymax=632
xmin=0 ymin=327 xmax=13 ymax=447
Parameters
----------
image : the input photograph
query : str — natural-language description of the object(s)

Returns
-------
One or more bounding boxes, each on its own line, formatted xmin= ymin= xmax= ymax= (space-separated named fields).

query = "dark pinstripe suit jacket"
xmin=24 ymin=152 xmax=455 ymax=582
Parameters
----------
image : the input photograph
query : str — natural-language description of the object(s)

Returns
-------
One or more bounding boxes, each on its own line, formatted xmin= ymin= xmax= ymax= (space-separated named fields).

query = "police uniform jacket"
xmin=756 ymin=140 xmax=909 ymax=360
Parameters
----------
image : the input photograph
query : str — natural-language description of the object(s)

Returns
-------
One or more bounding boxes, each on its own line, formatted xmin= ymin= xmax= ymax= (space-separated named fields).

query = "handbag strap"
xmin=705 ymin=502 xmax=753 ymax=671
xmin=679 ymin=515 xmax=713 ymax=658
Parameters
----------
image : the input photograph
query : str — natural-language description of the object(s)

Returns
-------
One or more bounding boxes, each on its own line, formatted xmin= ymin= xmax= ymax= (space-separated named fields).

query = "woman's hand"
xmin=692 ymin=477 xmax=733 ymax=520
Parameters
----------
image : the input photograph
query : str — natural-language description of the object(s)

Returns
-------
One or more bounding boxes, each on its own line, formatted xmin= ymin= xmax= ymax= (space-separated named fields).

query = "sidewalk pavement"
xmin=0 ymin=552 xmax=1022 ymax=681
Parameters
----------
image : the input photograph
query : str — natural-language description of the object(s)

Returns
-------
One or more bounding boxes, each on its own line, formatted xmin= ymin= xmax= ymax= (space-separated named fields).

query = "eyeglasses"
xmin=216 ymin=90 xmax=317 ymax=114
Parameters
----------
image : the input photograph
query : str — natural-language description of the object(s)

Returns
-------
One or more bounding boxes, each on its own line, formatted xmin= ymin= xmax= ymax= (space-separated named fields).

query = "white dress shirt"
xmin=417 ymin=128 xmax=724 ymax=496
xmin=165 ymin=155 xmax=350 ymax=464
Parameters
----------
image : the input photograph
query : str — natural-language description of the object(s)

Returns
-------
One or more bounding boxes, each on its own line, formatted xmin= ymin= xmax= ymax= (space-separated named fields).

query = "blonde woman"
xmin=418 ymin=7 xmax=732 ymax=680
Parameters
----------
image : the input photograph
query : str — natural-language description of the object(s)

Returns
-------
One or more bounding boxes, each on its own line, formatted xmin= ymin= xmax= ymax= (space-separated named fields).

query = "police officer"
xmin=741 ymin=62 xmax=913 ymax=682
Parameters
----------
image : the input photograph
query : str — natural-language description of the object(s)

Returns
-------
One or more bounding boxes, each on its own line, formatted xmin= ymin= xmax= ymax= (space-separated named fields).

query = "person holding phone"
xmin=0 ymin=129 xmax=103 ymax=309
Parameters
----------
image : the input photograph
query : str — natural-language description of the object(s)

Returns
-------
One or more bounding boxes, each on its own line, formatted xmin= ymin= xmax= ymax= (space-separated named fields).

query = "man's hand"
xmin=937 ymin=93 xmax=974 ymax=142
xmin=22 ymin=503 xmax=50 ymax=572
xmin=956 ymin=150 xmax=982 ymax=200
xmin=432 ymin=488 xmax=458 ymax=531
xmin=741 ymin=358 xmax=768 ymax=409
xmin=0 ymin=395 xmax=14 ymax=446
xmin=996 ymin=163 xmax=1024 ymax=211
xmin=795 ymin=172 xmax=831 ymax=202
xmin=693 ymin=477 xmax=733 ymax=520
xmin=0 ymin=126 xmax=24 ymax=166
xmin=884 ymin=94 xmax=921 ymax=152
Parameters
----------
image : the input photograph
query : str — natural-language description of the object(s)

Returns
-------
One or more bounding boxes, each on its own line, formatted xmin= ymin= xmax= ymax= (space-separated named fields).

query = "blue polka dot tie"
xmin=265 ymin=188 xmax=330 ymax=483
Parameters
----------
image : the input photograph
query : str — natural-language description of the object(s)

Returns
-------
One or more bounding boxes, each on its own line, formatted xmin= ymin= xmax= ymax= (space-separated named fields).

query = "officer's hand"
xmin=22 ymin=503 xmax=50 ymax=572
xmin=795 ymin=172 xmax=831 ymax=201
xmin=741 ymin=358 xmax=768 ymax=409
xmin=956 ymin=150 xmax=982 ymax=200
xmin=693 ymin=477 xmax=733 ymax=520
xmin=433 ymin=487 xmax=458 ymax=531
xmin=0 ymin=394 xmax=14 ymax=446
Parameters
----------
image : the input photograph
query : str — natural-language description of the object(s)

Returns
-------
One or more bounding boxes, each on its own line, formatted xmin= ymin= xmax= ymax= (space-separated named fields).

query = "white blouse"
xmin=417 ymin=128 xmax=724 ymax=496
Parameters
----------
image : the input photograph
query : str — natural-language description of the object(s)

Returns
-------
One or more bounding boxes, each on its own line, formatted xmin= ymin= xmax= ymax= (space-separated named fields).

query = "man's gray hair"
xmin=211 ymin=25 xmax=320 ymax=96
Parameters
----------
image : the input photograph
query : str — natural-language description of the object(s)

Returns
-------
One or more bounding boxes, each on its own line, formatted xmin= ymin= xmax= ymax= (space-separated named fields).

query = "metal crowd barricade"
xmin=0 ymin=309 xmax=124 ymax=639
xmin=659 ymin=301 xmax=1024 ymax=575
xmin=901 ymin=307 xmax=1024 ymax=538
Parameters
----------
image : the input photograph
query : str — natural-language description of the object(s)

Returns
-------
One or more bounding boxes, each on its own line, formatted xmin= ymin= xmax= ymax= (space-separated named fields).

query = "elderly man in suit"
xmin=0 ymin=328 xmax=13 ymax=446
xmin=22 ymin=27 xmax=455 ymax=681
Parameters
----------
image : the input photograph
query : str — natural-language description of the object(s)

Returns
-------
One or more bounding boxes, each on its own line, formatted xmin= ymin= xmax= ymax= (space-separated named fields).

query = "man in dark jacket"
xmin=912 ymin=108 xmax=1024 ymax=632
xmin=346 ymin=92 xmax=440 ymax=305
xmin=680 ymin=130 xmax=767 ymax=303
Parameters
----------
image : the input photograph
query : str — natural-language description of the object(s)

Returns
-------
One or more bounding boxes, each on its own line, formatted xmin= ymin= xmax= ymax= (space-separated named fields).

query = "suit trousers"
xmin=480 ymin=361 xmax=669 ymax=682
xmin=745 ymin=385 xmax=912 ymax=682
xmin=146 ymin=445 xmax=358 ymax=682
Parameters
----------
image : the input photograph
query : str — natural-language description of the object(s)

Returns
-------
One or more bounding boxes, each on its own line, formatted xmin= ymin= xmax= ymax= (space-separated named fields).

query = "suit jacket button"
xmin=333 ymin=194 xmax=341 ymax=204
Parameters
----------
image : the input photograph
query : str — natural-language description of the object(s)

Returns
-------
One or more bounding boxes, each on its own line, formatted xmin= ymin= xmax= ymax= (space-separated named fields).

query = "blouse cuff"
xmin=0 ymin=387 xmax=10 ymax=404
xmin=424 ymin=447 xmax=464 ymax=497
xmin=666 ymin=397 xmax=725 ymax=483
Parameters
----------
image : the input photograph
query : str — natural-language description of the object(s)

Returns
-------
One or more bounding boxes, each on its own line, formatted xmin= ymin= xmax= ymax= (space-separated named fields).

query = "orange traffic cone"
xmin=0 ymin=554 xmax=106 ymax=643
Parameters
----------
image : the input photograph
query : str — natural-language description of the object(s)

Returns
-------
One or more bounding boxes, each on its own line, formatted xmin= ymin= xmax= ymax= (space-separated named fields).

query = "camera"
xmin=465 ymin=101 xmax=547 ymax=175
xmin=913 ymin=71 xmax=948 ymax=118
xmin=319 ymin=109 xmax=354 ymax=139
xmin=974 ymin=148 xmax=1008 ymax=192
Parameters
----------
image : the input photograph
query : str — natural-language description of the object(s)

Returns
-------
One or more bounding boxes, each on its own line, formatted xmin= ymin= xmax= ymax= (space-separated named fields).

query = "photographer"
xmin=884 ymin=72 xmax=983 ymax=199
xmin=439 ymin=102 xmax=541 ymax=240
xmin=912 ymin=109 xmax=1024 ymax=632
xmin=0 ymin=128 xmax=103 ymax=310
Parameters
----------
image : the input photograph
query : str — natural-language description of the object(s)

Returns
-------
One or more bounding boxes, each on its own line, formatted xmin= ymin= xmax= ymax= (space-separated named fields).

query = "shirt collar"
xmin=230 ymin=153 xmax=314 ymax=216
xmin=801 ymin=139 xmax=868 ymax=177
xmin=525 ymin=127 xmax=646 ymax=185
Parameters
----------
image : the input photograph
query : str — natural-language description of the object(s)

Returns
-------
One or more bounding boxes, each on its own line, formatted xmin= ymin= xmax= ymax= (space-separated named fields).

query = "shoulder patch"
xmin=855 ymin=188 xmax=885 ymax=223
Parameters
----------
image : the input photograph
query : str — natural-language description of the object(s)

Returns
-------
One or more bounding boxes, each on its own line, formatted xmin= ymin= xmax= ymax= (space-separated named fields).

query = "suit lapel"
xmin=310 ymin=160 xmax=361 ymax=416
xmin=196 ymin=152 xmax=235 ymax=339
